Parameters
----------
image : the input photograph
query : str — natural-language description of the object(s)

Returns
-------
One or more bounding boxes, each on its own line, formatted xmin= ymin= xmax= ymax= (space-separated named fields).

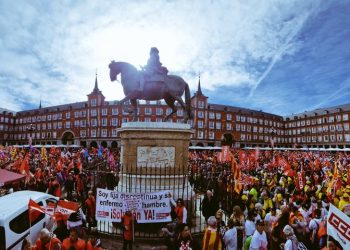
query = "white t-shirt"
xmin=309 ymin=217 xmax=322 ymax=231
xmin=249 ymin=230 xmax=268 ymax=250
xmin=284 ymin=239 xmax=295 ymax=250
xmin=223 ymin=227 xmax=237 ymax=250
xmin=245 ymin=220 xmax=256 ymax=237
xmin=264 ymin=212 xmax=278 ymax=230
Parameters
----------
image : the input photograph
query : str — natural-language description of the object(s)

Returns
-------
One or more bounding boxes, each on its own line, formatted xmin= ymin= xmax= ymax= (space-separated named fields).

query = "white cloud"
xmin=0 ymin=0 xmax=324 ymax=110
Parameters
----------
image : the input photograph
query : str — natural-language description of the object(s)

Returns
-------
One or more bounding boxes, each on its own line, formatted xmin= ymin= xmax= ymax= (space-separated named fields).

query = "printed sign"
xmin=96 ymin=188 xmax=172 ymax=223
xmin=327 ymin=204 xmax=350 ymax=249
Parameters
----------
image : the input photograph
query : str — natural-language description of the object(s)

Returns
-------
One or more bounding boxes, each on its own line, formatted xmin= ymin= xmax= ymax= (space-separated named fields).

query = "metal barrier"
xmin=86 ymin=162 xmax=237 ymax=239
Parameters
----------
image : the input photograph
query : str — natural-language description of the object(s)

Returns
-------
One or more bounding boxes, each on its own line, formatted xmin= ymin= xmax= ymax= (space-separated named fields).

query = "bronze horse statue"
xmin=109 ymin=61 xmax=193 ymax=122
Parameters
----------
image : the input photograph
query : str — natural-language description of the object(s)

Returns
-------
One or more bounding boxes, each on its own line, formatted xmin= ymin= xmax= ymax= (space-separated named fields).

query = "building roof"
xmin=0 ymin=108 xmax=16 ymax=115
xmin=17 ymin=101 xmax=87 ymax=116
xmin=88 ymin=74 xmax=103 ymax=96
xmin=208 ymin=103 xmax=284 ymax=120
xmin=192 ymin=75 xmax=207 ymax=98
xmin=284 ymin=103 xmax=350 ymax=120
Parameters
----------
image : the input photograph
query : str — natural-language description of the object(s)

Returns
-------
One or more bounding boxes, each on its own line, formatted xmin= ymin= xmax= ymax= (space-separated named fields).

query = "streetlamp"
xmin=27 ymin=123 xmax=35 ymax=147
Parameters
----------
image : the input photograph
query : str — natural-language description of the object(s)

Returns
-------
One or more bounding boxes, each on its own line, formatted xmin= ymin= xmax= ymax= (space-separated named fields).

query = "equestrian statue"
xmin=109 ymin=47 xmax=193 ymax=122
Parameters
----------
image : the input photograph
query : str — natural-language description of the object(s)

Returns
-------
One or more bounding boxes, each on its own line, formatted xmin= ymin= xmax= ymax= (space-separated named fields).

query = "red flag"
xmin=230 ymin=154 xmax=241 ymax=180
xmin=28 ymin=199 xmax=45 ymax=213
xmin=28 ymin=199 xmax=45 ymax=224
xmin=55 ymin=200 xmax=79 ymax=221
xmin=19 ymin=154 xmax=30 ymax=176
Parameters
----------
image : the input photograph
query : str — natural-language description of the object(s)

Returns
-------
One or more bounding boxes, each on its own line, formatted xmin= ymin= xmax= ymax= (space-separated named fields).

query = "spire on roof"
xmin=93 ymin=70 xmax=99 ymax=92
xmin=197 ymin=74 xmax=203 ymax=96
xmin=39 ymin=98 xmax=42 ymax=109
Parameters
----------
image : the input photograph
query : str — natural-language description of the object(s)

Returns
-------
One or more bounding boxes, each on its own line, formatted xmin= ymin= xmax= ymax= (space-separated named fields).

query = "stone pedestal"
xmin=116 ymin=122 xmax=194 ymax=200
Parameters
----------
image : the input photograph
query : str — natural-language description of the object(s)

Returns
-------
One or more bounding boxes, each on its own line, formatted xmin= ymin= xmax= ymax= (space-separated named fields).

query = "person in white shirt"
xmin=245 ymin=210 xmax=256 ymax=238
xmin=223 ymin=219 xmax=237 ymax=250
xmin=298 ymin=203 xmax=311 ymax=223
xmin=309 ymin=209 xmax=323 ymax=248
xmin=281 ymin=225 xmax=300 ymax=250
xmin=264 ymin=207 xmax=278 ymax=232
xmin=249 ymin=220 xmax=268 ymax=250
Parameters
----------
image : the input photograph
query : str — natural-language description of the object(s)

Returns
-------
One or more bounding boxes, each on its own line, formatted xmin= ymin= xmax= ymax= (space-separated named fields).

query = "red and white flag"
xmin=327 ymin=204 xmax=350 ymax=249
xmin=55 ymin=200 xmax=79 ymax=221
xmin=28 ymin=199 xmax=45 ymax=214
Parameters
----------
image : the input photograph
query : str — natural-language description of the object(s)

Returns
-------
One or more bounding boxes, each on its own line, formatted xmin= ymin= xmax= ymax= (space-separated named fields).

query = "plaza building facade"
xmin=1 ymin=76 xmax=350 ymax=149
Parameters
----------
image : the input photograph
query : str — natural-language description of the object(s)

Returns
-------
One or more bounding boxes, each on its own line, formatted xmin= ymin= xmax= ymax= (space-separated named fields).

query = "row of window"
xmin=286 ymin=134 xmax=350 ymax=143
xmin=0 ymin=117 xmax=14 ymax=123
xmin=17 ymin=108 xmax=186 ymax=124
xmin=285 ymin=124 xmax=350 ymax=135
xmin=286 ymin=114 xmax=349 ymax=128
xmin=196 ymin=131 xmax=284 ymax=143
xmin=196 ymin=112 xmax=283 ymax=128
xmin=11 ymin=132 xmax=57 ymax=140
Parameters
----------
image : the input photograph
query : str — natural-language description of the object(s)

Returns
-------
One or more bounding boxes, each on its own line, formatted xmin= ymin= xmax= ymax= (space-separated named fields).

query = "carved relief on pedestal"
xmin=137 ymin=146 xmax=175 ymax=168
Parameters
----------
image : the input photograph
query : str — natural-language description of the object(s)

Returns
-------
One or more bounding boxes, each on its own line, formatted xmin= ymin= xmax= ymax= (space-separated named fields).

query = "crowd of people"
xmin=185 ymin=149 xmax=349 ymax=249
xmin=1 ymin=145 xmax=349 ymax=249
xmin=0 ymin=145 xmax=120 ymax=249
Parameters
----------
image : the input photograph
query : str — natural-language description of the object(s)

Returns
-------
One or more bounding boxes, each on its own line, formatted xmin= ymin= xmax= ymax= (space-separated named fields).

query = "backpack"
xmin=297 ymin=242 xmax=308 ymax=250
xmin=243 ymin=235 xmax=252 ymax=250
xmin=317 ymin=221 xmax=327 ymax=248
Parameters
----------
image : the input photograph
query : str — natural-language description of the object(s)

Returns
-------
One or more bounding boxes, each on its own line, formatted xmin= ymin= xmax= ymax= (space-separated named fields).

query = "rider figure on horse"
xmin=138 ymin=47 xmax=168 ymax=92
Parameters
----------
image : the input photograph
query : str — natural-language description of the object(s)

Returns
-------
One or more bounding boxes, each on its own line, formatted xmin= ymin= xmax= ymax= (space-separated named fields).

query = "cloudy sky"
xmin=0 ymin=0 xmax=349 ymax=116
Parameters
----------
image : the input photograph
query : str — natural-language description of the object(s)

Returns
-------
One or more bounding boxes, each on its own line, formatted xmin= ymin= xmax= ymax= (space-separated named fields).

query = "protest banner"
xmin=327 ymin=204 xmax=350 ymax=249
xmin=95 ymin=188 xmax=172 ymax=223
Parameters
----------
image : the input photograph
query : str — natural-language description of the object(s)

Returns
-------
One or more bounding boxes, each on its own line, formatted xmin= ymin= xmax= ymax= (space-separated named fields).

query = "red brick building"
xmin=1 ymin=76 xmax=350 ymax=149
xmin=0 ymin=108 xmax=15 ymax=145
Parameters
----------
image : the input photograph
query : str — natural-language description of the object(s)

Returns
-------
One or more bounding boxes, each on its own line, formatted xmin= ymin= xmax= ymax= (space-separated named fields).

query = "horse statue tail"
xmin=185 ymin=83 xmax=193 ymax=119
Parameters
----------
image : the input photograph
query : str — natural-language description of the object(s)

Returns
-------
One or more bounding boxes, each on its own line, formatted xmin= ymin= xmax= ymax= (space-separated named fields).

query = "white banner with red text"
xmin=95 ymin=188 xmax=172 ymax=223
xmin=327 ymin=204 xmax=350 ymax=249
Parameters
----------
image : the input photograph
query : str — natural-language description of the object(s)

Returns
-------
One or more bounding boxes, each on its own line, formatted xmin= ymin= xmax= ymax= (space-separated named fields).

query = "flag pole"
xmin=132 ymin=209 xmax=135 ymax=244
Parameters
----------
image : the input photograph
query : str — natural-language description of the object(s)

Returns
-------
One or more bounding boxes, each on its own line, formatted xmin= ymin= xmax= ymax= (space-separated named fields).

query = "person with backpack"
xmin=281 ymin=225 xmax=308 ymax=250
xmin=308 ymin=209 xmax=322 ymax=249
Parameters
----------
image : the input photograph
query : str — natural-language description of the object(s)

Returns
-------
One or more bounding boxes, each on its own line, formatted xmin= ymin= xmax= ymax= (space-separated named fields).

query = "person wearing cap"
xmin=32 ymin=228 xmax=61 ymax=250
xmin=249 ymin=220 xmax=268 ymax=250
xmin=262 ymin=192 xmax=273 ymax=211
